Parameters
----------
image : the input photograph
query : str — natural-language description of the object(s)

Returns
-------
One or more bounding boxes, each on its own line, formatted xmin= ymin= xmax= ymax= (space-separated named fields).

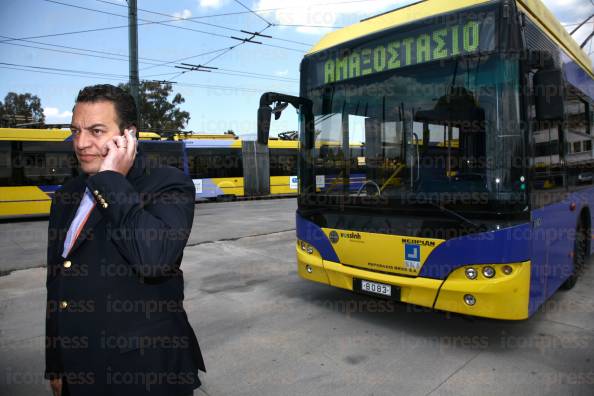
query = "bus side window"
xmin=270 ymin=148 xmax=297 ymax=177
xmin=591 ymin=103 xmax=594 ymax=135
xmin=0 ymin=142 xmax=12 ymax=186
xmin=564 ymin=88 xmax=591 ymax=188
xmin=191 ymin=148 xmax=243 ymax=179
xmin=21 ymin=142 xmax=75 ymax=186
xmin=532 ymin=121 xmax=563 ymax=193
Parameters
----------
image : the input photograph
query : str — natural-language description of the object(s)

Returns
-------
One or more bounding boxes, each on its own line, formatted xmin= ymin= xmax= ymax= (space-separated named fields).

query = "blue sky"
xmin=0 ymin=0 xmax=592 ymax=138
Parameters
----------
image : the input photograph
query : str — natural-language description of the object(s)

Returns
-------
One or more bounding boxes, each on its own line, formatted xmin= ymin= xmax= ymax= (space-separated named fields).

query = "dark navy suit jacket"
xmin=45 ymin=152 xmax=205 ymax=396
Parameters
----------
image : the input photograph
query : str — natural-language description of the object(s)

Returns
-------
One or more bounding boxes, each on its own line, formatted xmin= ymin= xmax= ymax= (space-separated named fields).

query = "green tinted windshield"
xmin=300 ymin=54 xmax=526 ymax=209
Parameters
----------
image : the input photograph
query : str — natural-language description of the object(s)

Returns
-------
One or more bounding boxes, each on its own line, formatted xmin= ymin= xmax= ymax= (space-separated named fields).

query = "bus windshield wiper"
xmin=428 ymin=202 xmax=481 ymax=229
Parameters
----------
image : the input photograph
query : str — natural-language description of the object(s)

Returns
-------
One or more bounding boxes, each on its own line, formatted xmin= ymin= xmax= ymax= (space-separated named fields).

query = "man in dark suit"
xmin=45 ymin=84 xmax=205 ymax=396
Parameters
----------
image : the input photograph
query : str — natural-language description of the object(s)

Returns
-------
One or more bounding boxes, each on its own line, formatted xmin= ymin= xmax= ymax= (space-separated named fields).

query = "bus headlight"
xmin=465 ymin=268 xmax=478 ymax=280
xmin=482 ymin=266 xmax=496 ymax=278
xmin=464 ymin=294 xmax=476 ymax=306
xmin=502 ymin=265 xmax=513 ymax=275
xmin=298 ymin=240 xmax=315 ymax=255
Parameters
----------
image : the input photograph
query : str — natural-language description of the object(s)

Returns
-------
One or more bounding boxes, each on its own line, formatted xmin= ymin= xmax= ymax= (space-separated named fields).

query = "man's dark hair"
xmin=75 ymin=84 xmax=137 ymax=130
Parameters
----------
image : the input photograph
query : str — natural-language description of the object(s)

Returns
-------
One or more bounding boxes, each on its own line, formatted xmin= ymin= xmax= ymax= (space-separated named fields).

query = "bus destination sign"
xmin=311 ymin=12 xmax=496 ymax=86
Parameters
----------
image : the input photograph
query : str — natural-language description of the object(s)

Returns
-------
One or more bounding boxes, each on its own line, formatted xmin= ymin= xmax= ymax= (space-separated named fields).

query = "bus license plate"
xmin=360 ymin=280 xmax=391 ymax=297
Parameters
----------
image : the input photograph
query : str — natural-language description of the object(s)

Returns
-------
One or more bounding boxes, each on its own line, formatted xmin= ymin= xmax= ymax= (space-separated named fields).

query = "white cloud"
xmin=44 ymin=107 xmax=72 ymax=120
xmin=275 ymin=69 xmax=289 ymax=77
xmin=199 ymin=0 xmax=224 ymax=9
xmin=173 ymin=9 xmax=193 ymax=20
xmin=254 ymin=0 xmax=415 ymax=35
xmin=541 ymin=0 xmax=594 ymax=62
xmin=542 ymin=0 xmax=592 ymax=25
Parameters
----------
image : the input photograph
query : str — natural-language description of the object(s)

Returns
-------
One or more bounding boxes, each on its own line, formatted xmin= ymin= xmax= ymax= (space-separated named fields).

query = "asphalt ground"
xmin=1 ymin=198 xmax=593 ymax=395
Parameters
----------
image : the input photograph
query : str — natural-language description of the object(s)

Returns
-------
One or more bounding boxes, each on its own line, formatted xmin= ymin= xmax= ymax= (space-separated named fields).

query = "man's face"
xmin=70 ymin=101 xmax=122 ymax=176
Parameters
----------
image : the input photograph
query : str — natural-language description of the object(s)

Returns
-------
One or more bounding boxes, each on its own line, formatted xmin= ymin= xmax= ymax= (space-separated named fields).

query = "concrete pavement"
xmin=1 ymin=198 xmax=593 ymax=395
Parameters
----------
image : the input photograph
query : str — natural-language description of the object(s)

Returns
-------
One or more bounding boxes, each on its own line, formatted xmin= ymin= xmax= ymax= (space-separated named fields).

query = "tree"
xmin=119 ymin=81 xmax=190 ymax=131
xmin=0 ymin=92 xmax=45 ymax=127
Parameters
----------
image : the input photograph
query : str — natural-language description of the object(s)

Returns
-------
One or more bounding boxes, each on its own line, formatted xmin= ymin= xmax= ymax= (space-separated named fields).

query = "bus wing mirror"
xmin=534 ymin=69 xmax=565 ymax=121
xmin=257 ymin=106 xmax=272 ymax=145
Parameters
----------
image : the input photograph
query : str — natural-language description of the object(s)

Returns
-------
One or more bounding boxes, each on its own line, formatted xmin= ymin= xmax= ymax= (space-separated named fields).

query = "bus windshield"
xmin=301 ymin=54 xmax=526 ymax=212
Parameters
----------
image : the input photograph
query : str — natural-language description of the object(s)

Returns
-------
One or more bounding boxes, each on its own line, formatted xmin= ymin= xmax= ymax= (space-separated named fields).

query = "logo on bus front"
xmin=329 ymin=231 xmax=339 ymax=244
xmin=404 ymin=244 xmax=421 ymax=270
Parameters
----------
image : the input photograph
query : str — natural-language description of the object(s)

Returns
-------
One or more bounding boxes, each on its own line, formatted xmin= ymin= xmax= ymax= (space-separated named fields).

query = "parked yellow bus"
xmin=257 ymin=0 xmax=594 ymax=319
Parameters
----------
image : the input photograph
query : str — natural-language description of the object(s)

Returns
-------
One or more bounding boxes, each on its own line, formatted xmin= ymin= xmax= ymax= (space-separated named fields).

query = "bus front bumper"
xmin=297 ymin=246 xmax=531 ymax=320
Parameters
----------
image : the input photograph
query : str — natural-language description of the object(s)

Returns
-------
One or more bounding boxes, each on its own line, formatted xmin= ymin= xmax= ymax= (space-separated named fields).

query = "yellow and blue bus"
xmin=0 ymin=128 xmax=163 ymax=219
xmin=258 ymin=0 xmax=594 ymax=319
xmin=0 ymin=128 xmax=298 ymax=218
xmin=142 ymin=137 xmax=298 ymax=200
xmin=0 ymin=128 xmax=76 ymax=219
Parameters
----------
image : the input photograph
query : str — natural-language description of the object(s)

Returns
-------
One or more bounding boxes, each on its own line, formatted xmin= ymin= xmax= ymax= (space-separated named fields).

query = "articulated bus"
xmin=141 ymin=137 xmax=298 ymax=200
xmin=0 ymin=128 xmax=162 ymax=219
xmin=0 ymin=128 xmax=298 ymax=218
xmin=257 ymin=0 xmax=594 ymax=319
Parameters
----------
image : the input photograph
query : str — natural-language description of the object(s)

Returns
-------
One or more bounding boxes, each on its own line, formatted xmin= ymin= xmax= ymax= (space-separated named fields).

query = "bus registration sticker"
xmin=360 ymin=280 xmax=391 ymax=297
xmin=193 ymin=179 xmax=203 ymax=194
xmin=404 ymin=244 xmax=421 ymax=270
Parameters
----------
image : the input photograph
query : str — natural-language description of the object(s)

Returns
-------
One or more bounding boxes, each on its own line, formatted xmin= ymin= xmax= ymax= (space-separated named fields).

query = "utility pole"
xmin=128 ymin=0 xmax=140 ymax=129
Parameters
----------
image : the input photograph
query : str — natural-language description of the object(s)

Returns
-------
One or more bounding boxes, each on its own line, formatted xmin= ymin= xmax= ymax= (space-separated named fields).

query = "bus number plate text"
xmin=360 ymin=280 xmax=391 ymax=297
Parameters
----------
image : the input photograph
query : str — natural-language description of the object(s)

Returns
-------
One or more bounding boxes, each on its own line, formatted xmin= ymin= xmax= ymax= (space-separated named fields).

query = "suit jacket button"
xmin=63 ymin=260 xmax=72 ymax=269
xmin=93 ymin=190 xmax=100 ymax=196
xmin=60 ymin=301 xmax=68 ymax=309
xmin=102 ymin=202 xmax=109 ymax=209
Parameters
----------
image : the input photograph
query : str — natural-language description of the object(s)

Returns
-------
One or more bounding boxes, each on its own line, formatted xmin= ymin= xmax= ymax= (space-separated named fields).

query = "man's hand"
xmin=98 ymin=129 xmax=137 ymax=175
xmin=49 ymin=378 xmax=62 ymax=396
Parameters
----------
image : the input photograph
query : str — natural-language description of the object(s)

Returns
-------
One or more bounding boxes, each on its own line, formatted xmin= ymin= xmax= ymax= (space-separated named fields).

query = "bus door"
xmin=530 ymin=118 xmax=567 ymax=301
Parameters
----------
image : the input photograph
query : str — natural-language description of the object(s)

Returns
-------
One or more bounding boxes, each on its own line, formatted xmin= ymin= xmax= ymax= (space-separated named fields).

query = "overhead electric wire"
xmin=0 ymin=66 xmax=124 ymax=82
xmin=205 ymin=70 xmax=295 ymax=82
xmin=0 ymin=65 xmax=289 ymax=95
xmin=164 ymin=71 xmax=188 ymax=82
xmin=95 ymin=0 xmax=313 ymax=46
xmin=197 ymin=24 xmax=272 ymax=70
xmin=562 ymin=20 xmax=594 ymax=28
xmin=0 ymin=39 xmax=165 ymax=67
xmin=97 ymin=0 xmax=385 ymax=24
xmin=0 ymin=35 xmax=163 ymax=63
xmin=0 ymin=38 xmax=295 ymax=83
xmin=274 ymin=24 xmax=344 ymax=28
xmin=138 ymin=47 xmax=233 ymax=72
xmin=1 ymin=0 xmax=318 ymax=89
xmin=217 ymin=67 xmax=297 ymax=81
xmin=42 ymin=0 xmax=231 ymax=39
xmin=0 ymin=18 xmax=193 ymax=44
xmin=36 ymin=0 xmax=304 ymax=53
xmin=202 ymin=46 xmax=241 ymax=66
xmin=0 ymin=61 xmax=129 ymax=78
xmin=232 ymin=0 xmax=274 ymax=26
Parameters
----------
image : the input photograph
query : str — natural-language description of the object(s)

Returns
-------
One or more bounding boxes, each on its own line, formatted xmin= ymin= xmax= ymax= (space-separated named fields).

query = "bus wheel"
xmin=561 ymin=221 xmax=588 ymax=290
